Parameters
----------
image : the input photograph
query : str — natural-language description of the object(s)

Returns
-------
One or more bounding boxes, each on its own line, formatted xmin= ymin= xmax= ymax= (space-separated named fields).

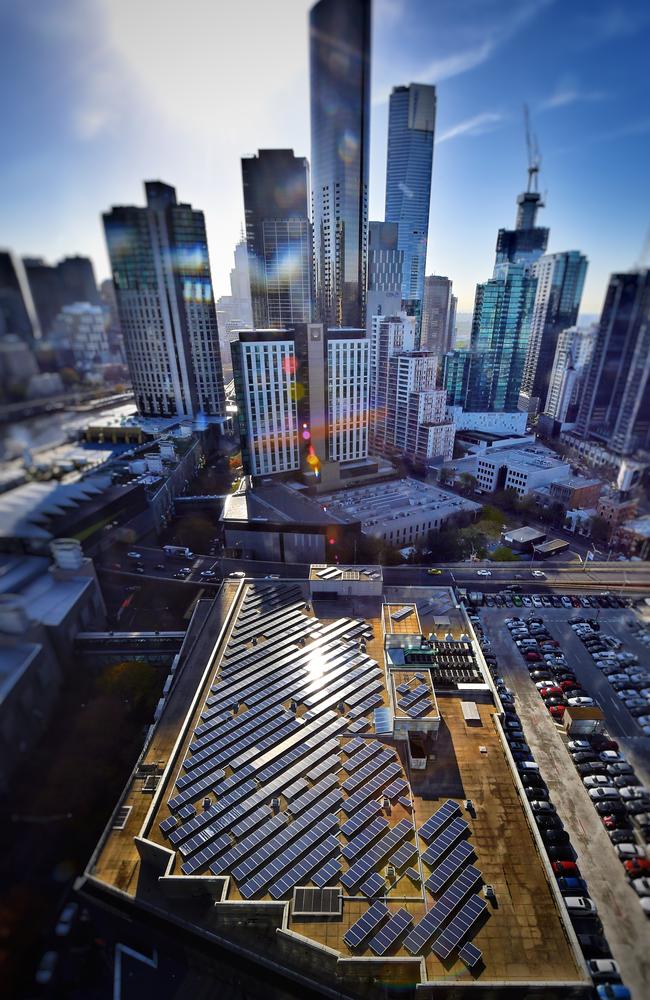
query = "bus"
xmin=163 ymin=545 xmax=194 ymax=559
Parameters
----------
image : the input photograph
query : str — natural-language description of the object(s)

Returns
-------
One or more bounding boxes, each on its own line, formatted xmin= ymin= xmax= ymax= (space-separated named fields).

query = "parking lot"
xmin=477 ymin=603 xmax=650 ymax=998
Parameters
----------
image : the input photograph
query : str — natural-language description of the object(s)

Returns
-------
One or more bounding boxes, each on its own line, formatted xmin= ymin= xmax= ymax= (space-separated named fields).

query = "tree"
xmin=439 ymin=466 xmax=455 ymax=486
xmin=60 ymin=367 xmax=80 ymax=387
xmin=589 ymin=515 xmax=611 ymax=544
xmin=490 ymin=545 xmax=519 ymax=562
xmin=458 ymin=472 xmax=478 ymax=495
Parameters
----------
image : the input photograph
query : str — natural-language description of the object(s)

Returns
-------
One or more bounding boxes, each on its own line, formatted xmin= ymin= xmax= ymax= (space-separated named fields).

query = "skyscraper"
xmin=241 ymin=150 xmax=312 ymax=328
xmin=421 ymin=275 xmax=455 ymax=355
xmin=575 ymin=270 xmax=650 ymax=456
xmin=24 ymin=255 xmax=99 ymax=338
xmin=0 ymin=249 xmax=41 ymax=340
xmin=385 ymin=83 xmax=436 ymax=312
xmin=519 ymin=251 xmax=588 ymax=413
xmin=544 ymin=325 xmax=596 ymax=423
xmin=495 ymin=187 xmax=548 ymax=269
xmin=103 ymin=181 xmax=225 ymax=420
xmin=366 ymin=221 xmax=403 ymax=325
xmin=310 ymin=0 xmax=370 ymax=327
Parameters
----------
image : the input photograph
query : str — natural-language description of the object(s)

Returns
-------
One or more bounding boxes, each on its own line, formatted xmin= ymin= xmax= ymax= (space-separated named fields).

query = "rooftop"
xmin=503 ymin=526 xmax=547 ymax=544
xmin=318 ymin=478 xmax=481 ymax=529
xmin=83 ymin=580 xmax=588 ymax=994
xmin=223 ymin=479 xmax=356 ymax=528
xmin=620 ymin=515 xmax=650 ymax=538
xmin=479 ymin=446 xmax=569 ymax=473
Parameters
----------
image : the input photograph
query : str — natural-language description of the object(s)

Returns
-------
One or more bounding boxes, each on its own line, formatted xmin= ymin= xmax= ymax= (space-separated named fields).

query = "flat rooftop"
xmin=318 ymin=478 xmax=481 ymax=531
xmin=223 ymin=479 xmax=356 ymax=528
xmin=479 ymin=446 xmax=569 ymax=472
xmin=84 ymin=581 xmax=588 ymax=995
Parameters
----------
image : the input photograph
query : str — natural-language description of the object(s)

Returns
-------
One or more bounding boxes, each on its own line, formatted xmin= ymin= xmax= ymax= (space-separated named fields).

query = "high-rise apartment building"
xmin=232 ymin=324 xmax=369 ymax=481
xmin=24 ymin=255 xmax=100 ymax=338
xmin=385 ymin=84 xmax=436 ymax=311
xmin=370 ymin=314 xmax=416 ymax=450
xmin=103 ymin=181 xmax=225 ymax=420
xmin=241 ymin=150 xmax=312 ymax=329
xmin=366 ymin=221 xmax=403 ymax=327
xmin=544 ymin=325 xmax=596 ymax=423
xmin=0 ymin=249 xmax=41 ymax=340
xmin=310 ymin=0 xmax=370 ymax=327
xmin=519 ymin=251 xmax=588 ymax=413
xmin=421 ymin=275 xmax=455 ymax=355
xmin=575 ymin=270 xmax=650 ymax=456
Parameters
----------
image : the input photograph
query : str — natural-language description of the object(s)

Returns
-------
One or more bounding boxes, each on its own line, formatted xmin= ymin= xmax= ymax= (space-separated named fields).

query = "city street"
xmin=479 ymin=609 xmax=650 ymax=999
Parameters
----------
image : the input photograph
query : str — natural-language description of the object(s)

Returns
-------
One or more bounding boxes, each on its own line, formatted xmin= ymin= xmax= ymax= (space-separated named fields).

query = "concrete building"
xmin=614 ymin=515 xmax=650 ymax=558
xmin=597 ymin=492 xmax=639 ymax=528
xmin=366 ymin=221 xmax=403 ymax=330
xmin=519 ymin=251 xmax=588 ymax=414
xmin=474 ymin=445 xmax=571 ymax=497
xmin=310 ymin=0 xmax=370 ymax=327
xmin=318 ymin=478 xmax=480 ymax=547
xmin=103 ymin=181 xmax=225 ymax=421
xmin=78 ymin=574 xmax=592 ymax=998
xmin=544 ymin=325 xmax=596 ymax=424
xmin=533 ymin=475 xmax=603 ymax=514
xmin=24 ymin=254 xmax=100 ymax=337
xmin=384 ymin=83 xmax=436 ymax=312
xmin=48 ymin=302 xmax=111 ymax=371
xmin=221 ymin=477 xmax=360 ymax=563
xmin=421 ymin=275 xmax=456 ymax=356
xmin=242 ymin=149 xmax=312 ymax=328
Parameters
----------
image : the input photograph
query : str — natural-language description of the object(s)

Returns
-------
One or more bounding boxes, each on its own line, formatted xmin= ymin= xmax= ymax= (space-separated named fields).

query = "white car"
xmin=531 ymin=570 xmax=546 ymax=579
xmin=567 ymin=697 xmax=595 ymax=707
xmin=600 ymin=751 xmax=623 ymax=762
xmin=587 ymin=959 xmax=621 ymax=980
xmin=640 ymin=897 xmax=650 ymax=916
xmin=127 ymin=551 xmax=142 ymax=559
xmin=477 ymin=569 xmax=492 ymax=577
xmin=615 ymin=843 xmax=646 ymax=858
xmin=568 ymin=740 xmax=591 ymax=752
xmin=620 ymin=786 xmax=650 ymax=801
xmin=584 ymin=776 xmax=611 ymax=789
xmin=55 ymin=902 xmax=78 ymax=937
xmin=589 ymin=787 xmax=620 ymax=800
xmin=200 ymin=570 xmax=217 ymax=578
xmin=564 ymin=896 xmax=597 ymax=915
xmin=229 ymin=571 xmax=246 ymax=578
xmin=632 ymin=877 xmax=650 ymax=897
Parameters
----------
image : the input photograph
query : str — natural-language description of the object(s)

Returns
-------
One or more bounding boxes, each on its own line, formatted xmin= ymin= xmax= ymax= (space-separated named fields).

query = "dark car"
xmin=572 ymin=752 xmax=600 ymax=764
xmin=591 ymin=737 xmax=619 ymax=751
xmin=525 ymin=786 xmax=550 ymax=800
xmin=536 ymin=814 xmax=563 ymax=830
xmin=520 ymin=773 xmax=545 ymax=788
xmin=542 ymin=829 xmax=570 ymax=845
xmin=577 ymin=934 xmax=612 ymax=958
xmin=546 ymin=845 xmax=575 ymax=862
xmin=609 ymin=830 xmax=635 ymax=844
xmin=595 ymin=800 xmax=625 ymax=815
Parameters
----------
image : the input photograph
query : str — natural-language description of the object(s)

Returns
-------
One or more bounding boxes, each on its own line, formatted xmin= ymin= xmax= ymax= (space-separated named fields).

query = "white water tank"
xmin=0 ymin=595 xmax=30 ymax=634
xmin=50 ymin=538 xmax=84 ymax=571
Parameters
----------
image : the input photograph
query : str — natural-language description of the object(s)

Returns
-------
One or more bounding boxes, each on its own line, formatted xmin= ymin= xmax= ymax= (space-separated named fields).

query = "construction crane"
xmin=523 ymin=103 xmax=541 ymax=194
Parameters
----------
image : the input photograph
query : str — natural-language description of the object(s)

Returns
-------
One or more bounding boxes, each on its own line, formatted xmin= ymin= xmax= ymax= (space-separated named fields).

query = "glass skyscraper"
xmin=241 ymin=149 xmax=312 ymax=329
xmin=310 ymin=0 xmax=370 ymax=328
xmin=385 ymin=83 xmax=436 ymax=311
xmin=103 ymin=181 xmax=225 ymax=420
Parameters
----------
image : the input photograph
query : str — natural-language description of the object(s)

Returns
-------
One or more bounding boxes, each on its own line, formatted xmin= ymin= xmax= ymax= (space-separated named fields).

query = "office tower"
xmin=575 ymin=270 xmax=650 ymax=455
xmin=544 ymin=326 xmax=595 ymax=424
xmin=103 ymin=181 xmax=225 ymax=420
xmin=0 ymin=250 xmax=41 ymax=340
xmin=231 ymin=330 xmax=307 ymax=476
xmin=24 ymin=255 xmax=100 ymax=338
xmin=241 ymin=150 xmax=312 ymax=328
xmin=442 ymin=349 xmax=472 ymax=407
xmin=370 ymin=314 xmax=416 ymax=448
xmin=310 ymin=0 xmax=370 ymax=327
xmin=519 ymin=251 xmax=588 ymax=413
xmin=385 ymin=84 xmax=436 ymax=312
xmin=232 ymin=323 xmax=369 ymax=481
xmin=49 ymin=303 xmax=110 ymax=371
xmin=366 ymin=222 xmax=403 ymax=327
xmin=467 ymin=263 xmax=537 ymax=411
xmin=495 ymin=180 xmax=549 ymax=270
xmin=421 ymin=275 xmax=455 ymax=355
xmin=230 ymin=240 xmax=254 ymax=327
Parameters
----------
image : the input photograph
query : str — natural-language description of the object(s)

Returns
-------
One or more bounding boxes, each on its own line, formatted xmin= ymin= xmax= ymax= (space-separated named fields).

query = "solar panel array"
xmin=422 ymin=817 xmax=469 ymax=866
xmin=340 ymin=800 xmax=382 ymax=837
xmin=359 ymin=872 xmax=385 ymax=898
xmin=418 ymin=799 xmax=460 ymax=843
xmin=341 ymin=819 xmax=413 ymax=888
xmin=404 ymin=866 xmax=482 ymax=954
xmin=431 ymin=895 xmax=487 ymax=960
xmin=343 ymin=901 xmax=388 ymax=948
xmin=425 ymin=840 xmax=475 ymax=894
xmin=459 ymin=941 xmax=482 ymax=969
xmin=368 ymin=907 xmax=413 ymax=956
xmin=342 ymin=817 xmax=389 ymax=860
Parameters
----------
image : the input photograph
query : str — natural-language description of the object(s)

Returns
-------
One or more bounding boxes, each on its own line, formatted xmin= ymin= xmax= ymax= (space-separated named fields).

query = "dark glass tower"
xmin=310 ymin=0 xmax=371 ymax=328
xmin=385 ymin=84 xmax=436 ymax=309
xmin=0 ymin=250 xmax=41 ymax=340
xmin=241 ymin=149 xmax=312 ymax=328
xmin=575 ymin=270 xmax=650 ymax=456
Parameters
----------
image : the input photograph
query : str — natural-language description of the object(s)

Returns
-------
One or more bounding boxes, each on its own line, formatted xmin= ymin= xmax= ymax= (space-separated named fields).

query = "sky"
xmin=1 ymin=0 xmax=649 ymax=315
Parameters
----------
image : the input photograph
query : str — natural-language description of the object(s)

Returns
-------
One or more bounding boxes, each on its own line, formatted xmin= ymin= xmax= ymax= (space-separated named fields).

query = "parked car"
xmin=556 ymin=876 xmax=589 ymax=894
xmin=589 ymin=788 xmax=620 ymax=801
xmin=631 ymin=877 xmax=650 ymax=897
xmin=564 ymin=896 xmax=598 ymax=916
xmin=552 ymin=861 xmax=580 ymax=876
xmin=595 ymin=987 xmax=631 ymax=1000
xmin=624 ymin=858 xmax=650 ymax=878
xmin=615 ymin=843 xmax=646 ymax=859
xmin=55 ymin=902 xmax=78 ymax=937
xmin=587 ymin=960 xmax=621 ymax=983
xmin=35 ymin=951 xmax=59 ymax=985
xmin=577 ymin=934 xmax=611 ymax=958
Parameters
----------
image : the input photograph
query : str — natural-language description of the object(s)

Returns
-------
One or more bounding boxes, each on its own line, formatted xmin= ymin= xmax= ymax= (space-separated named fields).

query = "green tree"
xmin=589 ymin=515 xmax=611 ymax=544
xmin=490 ymin=545 xmax=519 ymax=562
xmin=458 ymin=472 xmax=478 ymax=495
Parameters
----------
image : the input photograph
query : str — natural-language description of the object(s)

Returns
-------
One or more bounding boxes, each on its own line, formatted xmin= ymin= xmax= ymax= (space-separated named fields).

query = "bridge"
xmin=75 ymin=630 xmax=186 ymax=662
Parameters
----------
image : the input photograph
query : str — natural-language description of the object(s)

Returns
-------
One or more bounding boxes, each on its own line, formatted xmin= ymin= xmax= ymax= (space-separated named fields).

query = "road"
xmin=98 ymin=545 xmax=650 ymax=594
xmin=479 ymin=609 xmax=650 ymax=999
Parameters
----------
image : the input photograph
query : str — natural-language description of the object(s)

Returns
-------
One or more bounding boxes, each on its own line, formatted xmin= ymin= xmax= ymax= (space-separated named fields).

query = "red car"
xmin=525 ymin=651 xmax=541 ymax=662
xmin=624 ymin=858 xmax=650 ymax=878
xmin=549 ymin=705 xmax=565 ymax=719
xmin=601 ymin=814 xmax=626 ymax=831
xmin=559 ymin=681 xmax=580 ymax=692
xmin=592 ymin=737 xmax=619 ymax=752
xmin=540 ymin=686 xmax=562 ymax=699
xmin=552 ymin=861 xmax=579 ymax=876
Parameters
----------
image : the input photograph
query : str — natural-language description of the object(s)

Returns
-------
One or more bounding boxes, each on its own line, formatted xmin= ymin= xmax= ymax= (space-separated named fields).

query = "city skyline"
xmin=1 ymin=0 xmax=649 ymax=316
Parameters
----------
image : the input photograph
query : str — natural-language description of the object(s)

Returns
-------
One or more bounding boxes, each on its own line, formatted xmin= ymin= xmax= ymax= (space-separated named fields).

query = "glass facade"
xmin=310 ymin=0 xmax=370 ymax=328
xmin=241 ymin=149 xmax=312 ymax=328
xmin=385 ymin=84 xmax=436 ymax=308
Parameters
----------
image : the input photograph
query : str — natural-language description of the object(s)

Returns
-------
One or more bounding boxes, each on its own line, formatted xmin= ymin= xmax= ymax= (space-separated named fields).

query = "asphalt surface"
xmin=479 ymin=608 xmax=650 ymax=999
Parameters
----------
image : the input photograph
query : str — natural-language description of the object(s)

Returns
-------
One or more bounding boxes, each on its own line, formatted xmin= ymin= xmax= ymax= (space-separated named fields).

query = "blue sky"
xmin=1 ymin=0 xmax=648 ymax=314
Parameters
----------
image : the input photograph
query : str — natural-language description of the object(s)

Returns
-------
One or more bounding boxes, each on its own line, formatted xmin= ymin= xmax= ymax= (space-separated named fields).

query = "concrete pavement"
xmin=480 ymin=608 xmax=650 ymax=999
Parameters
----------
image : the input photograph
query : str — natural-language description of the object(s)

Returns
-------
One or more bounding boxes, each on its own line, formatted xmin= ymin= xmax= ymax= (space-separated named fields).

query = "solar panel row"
xmin=341 ymin=762 xmax=402 ymax=815
xmin=421 ymin=817 xmax=469 ymax=866
xmin=341 ymin=817 xmax=389 ymax=860
xmin=368 ymin=907 xmax=413 ymax=956
xmin=431 ymin=894 xmax=487 ymax=960
xmin=312 ymin=857 xmax=341 ymax=888
xmin=340 ymin=799 xmax=382 ymax=838
xmin=268 ymin=834 xmax=340 ymax=899
xmin=425 ymin=840 xmax=475 ymax=894
xmin=343 ymin=901 xmax=389 ymax=948
xmin=418 ymin=800 xmax=460 ymax=844
xmin=342 ymin=749 xmax=396 ymax=793
xmin=340 ymin=819 xmax=413 ymax=889
xmin=404 ymin=865 xmax=482 ymax=955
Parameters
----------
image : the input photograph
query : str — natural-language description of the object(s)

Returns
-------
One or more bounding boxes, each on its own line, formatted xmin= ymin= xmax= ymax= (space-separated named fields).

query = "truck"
xmin=163 ymin=545 xmax=194 ymax=559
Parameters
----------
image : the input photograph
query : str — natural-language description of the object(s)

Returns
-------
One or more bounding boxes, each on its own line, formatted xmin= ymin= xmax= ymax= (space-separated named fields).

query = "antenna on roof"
xmin=523 ymin=103 xmax=541 ymax=194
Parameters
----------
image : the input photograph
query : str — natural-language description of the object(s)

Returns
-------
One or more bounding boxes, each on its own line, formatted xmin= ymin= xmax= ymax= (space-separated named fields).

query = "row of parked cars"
xmin=571 ymin=617 xmax=650 ymax=735
xmin=505 ymin=615 xmax=595 ymax=722
xmin=489 ymin=680 xmax=629 ymax=994
xmin=481 ymin=592 xmax=631 ymax=610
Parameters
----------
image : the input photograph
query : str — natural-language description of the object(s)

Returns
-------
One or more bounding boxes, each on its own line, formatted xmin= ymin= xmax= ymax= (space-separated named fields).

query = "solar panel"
xmin=359 ymin=872 xmax=385 ymax=897
xmin=368 ymin=907 xmax=413 ymax=956
xmin=230 ymin=805 xmax=271 ymax=839
xmin=343 ymin=901 xmax=389 ymax=949
xmin=268 ymin=835 xmax=340 ymax=899
xmin=389 ymin=842 xmax=418 ymax=870
xmin=177 ymin=803 xmax=196 ymax=820
xmin=342 ymin=737 xmax=366 ymax=756
xmin=459 ymin=941 xmax=482 ymax=969
xmin=421 ymin=817 xmax=469 ymax=866
xmin=286 ymin=774 xmax=340 ymax=816
xmin=306 ymin=754 xmax=340 ymax=783
xmin=342 ymin=817 xmax=389 ymax=860
xmin=159 ymin=814 xmax=178 ymax=835
xmin=404 ymin=866 xmax=482 ymax=955
xmin=425 ymin=841 xmax=474 ymax=894
xmin=348 ymin=693 xmax=384 ymax=719
xmin=405 ymin=867 xmax=421 ymax=882
xmin=312 ymin=857 xmax=341 ymax=887
xmin=340 ymin=819 xmax=413 ymax=889
xmin=180 ymin=834 xmax=231 ymax=875
xmin=396 ymin=682 xmax=411 ymax=694
xmin=431 ymin=894 xmax=487 ymax=960
xmin=340 ymin=800 xmax=382 ymax=838
xmin=407 ymin=698 xmax=433 ymax=718
xmin=342 ymin=750 xmax=396 ymax=793
xmin=342 ymin=740 xmax=383 ymax=773
xmin=341 ymin=763 xmax=402 ymax=815
xmin=348 ymin=718 xmax=371 ymax=733
xmin=382 ymin=777 xmax=409 ymax=801
xmin=398 ymin=796 xmax=413 ymax=811
xmin=418 ymin=800 xmax=460 ymax=843
xmin=283 ymin=777 xmax=309 ymax=801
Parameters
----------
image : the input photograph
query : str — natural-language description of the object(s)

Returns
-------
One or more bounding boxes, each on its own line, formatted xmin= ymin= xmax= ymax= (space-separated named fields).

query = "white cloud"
xmin=539 ymin=81 xmax=608 ymax=112
xmin=437 ymin=111 xmax=503 ymax=143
